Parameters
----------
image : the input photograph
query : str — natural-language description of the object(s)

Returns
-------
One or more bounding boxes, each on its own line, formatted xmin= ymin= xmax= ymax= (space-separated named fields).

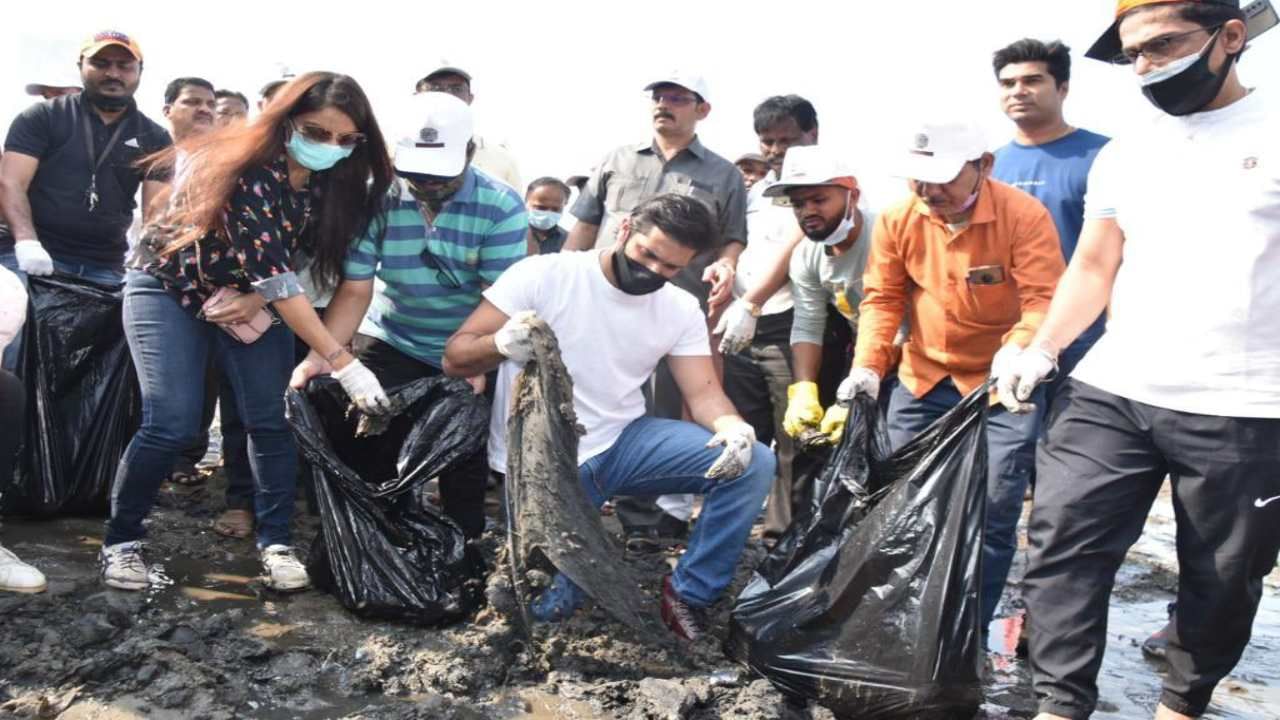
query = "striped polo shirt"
xmin=345 ymin=167 xmax=527 ymax=367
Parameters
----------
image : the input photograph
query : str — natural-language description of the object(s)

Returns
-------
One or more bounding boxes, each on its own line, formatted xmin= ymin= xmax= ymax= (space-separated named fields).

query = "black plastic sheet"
xmin=3 ymin=273 xmax=138 ymax=517
xmin=727 ymin=387 xmax=990 ymax=719
xmin=286 ymin=376 xmax=487 ymax=625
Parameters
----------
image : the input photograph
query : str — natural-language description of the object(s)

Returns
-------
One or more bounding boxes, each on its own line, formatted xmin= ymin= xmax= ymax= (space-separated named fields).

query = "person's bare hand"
xmin=204 ymin=291 xmax=267 ymax=324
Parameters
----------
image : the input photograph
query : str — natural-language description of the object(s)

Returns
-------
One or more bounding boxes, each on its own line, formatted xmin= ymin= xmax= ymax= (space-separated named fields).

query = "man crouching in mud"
xmin=444 ymin=193 xmax=776 ymax=641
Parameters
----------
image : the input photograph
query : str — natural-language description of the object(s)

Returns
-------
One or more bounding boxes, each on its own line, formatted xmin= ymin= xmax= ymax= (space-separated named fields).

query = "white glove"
xmin=714 ymin=300 xmax=759 ymax=355
xmin=995 ymin=345 xmax=1057 ymax=415
xmin=705 ymin=421 xmax=756 ymax=480
xmin=332 ymin=359 xmax=393 ymax=414
xmin=494 ymin=310 xmax=537 ymax=363
xmin=14 ymin=240 xmax=54 ymax=276
xmin=837 ymin=368 xmax=881 ymax=403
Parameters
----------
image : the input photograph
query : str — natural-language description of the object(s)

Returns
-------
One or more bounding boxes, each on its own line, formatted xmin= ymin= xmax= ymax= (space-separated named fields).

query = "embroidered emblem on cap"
xmin=416 ymin=127 xmax=444 ymax=148
xmin=95 ymin=30 xmax=132 ymax=42
xmin=1243 ymin=156 xmax=1259 ymax=170
xmin=915 ymin=133 xmax=930 ymax=149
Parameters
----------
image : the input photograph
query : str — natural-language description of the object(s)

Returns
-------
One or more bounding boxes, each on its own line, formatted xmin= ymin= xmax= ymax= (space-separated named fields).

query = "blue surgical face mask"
xmin=528 ymin=209 xmax=562 ymax=231
xmin=286 ymin=130 xmax=354 ymax=172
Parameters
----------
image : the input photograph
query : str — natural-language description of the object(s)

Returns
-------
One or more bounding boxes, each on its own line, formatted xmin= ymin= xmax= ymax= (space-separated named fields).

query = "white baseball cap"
xmin=420 ymin=60 xmax=471 ymax=84
xmin=393 ymin=92 xmax=474 ymax=177
xmin=644 ymin=70 xmax=710 ymax=102
xmin=762 ymin=145 xmax=857 ymax=198
xmin=890 ymin=121 xmax=988 ymax=184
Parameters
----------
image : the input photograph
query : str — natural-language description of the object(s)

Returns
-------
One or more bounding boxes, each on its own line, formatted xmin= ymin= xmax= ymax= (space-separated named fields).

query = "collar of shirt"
xmin=909 ymin=177 xmax=998 ymax=232
xmin=634 ymin=134 xmax=707 ymax=161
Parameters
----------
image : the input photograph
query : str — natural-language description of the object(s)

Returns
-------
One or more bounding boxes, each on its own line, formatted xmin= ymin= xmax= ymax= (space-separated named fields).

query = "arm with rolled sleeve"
xmin=564 ymin=161 xmax=609 ymax=251
xmin=852 ymin=213 xmax=910 ymax=377
xmin=1001 ymin=204 xmax=1066 ymax=348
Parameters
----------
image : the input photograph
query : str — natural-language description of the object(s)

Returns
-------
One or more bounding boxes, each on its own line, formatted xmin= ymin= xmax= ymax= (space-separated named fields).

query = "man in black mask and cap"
xmin=443 ymin=193 xmax=775 ymax=643
xmin=995 ymin=2 xmax=1280 ymax=719
xmin=0 ymin=30 xmax=171 ymax=370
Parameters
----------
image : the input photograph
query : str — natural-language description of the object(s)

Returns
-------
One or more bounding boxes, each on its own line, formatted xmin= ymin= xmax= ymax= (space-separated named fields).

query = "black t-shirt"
xmin=1 ymin=94 xmax=171 ymax=269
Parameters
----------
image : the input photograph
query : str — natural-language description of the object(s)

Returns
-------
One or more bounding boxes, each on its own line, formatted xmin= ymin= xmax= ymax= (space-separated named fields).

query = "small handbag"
xmin=194 ymin=231 xmax=276 ymax=344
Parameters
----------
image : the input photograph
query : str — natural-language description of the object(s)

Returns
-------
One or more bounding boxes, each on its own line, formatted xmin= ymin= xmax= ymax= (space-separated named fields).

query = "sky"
xmin=2 ymin=0 xmax=1277 ymax=208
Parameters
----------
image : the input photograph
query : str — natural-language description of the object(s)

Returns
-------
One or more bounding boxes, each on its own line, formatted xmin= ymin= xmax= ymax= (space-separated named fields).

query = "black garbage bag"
xmin=727 ymin=386 xmax=989 ymax=720
xmin=286 ymin=375 xmax=488 ymax=625
xmin=3 ymin=273 xmax=139 ymax=517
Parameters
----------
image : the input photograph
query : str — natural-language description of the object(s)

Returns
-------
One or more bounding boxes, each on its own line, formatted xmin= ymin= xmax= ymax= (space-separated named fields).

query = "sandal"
xmin=212 ymin=509 xmax=254 ymax=539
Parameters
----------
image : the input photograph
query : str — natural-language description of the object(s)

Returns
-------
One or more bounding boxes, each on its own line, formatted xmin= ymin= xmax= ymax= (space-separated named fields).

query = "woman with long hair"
xmin=102 ymin=72 xmax=394 ymax=592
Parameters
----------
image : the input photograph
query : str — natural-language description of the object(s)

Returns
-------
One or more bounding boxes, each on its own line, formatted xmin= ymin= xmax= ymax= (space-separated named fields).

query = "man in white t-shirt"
xmin=444 ymin=194 xmax=775 ymax=642
xmin=995 ymin=2 xmax=1280 ymax=719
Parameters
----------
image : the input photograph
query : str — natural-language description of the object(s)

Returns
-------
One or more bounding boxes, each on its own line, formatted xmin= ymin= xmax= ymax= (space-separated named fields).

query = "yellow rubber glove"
xmin=783 ymin=381 xmax=823 ymax=438
xmin=819 ymin=403 xmax=850 ymax=445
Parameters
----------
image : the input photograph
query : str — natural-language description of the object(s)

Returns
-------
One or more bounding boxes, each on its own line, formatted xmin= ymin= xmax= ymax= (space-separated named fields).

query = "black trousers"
xmin=1023 ymin=379 xmax=1280 ymax=719
xmin=351 ymin=334 xmax=489 ymax=539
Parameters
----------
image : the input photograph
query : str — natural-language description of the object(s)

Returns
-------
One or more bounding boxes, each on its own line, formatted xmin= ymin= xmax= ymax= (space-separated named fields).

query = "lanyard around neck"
xmin=81 ymin=109 xmax=130 ymax=212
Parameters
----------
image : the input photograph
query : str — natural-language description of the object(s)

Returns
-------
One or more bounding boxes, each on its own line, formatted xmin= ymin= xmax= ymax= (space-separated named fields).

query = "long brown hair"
xmin=147 ymin=71 xmax=393 ymax=291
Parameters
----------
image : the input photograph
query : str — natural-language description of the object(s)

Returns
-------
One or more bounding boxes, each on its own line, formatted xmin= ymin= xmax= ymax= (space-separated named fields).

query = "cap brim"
xmin=1085 ymin=20 xmax=1123 ymax=61
xmin=644 ymin=80 xmax=701 ymax=98
xmin=762 ymin=179 xmax=844 ymax=198
xmin=394 ymin=143 xmax=467 ymax=177
xmin=25 ymin=83 xmax=78 ymax=96
xmin=890 ymin=152 xmax=968 ymax=184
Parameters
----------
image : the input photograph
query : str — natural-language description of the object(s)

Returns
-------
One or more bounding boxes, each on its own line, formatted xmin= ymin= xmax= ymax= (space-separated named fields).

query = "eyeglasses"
xmin=1111 ymin=25 xmax=1221 ymax=65
xmin=291 ymin=121 xmax=366 ymax=148
xmin=420 ymin=244 xmax=462 ymax=289
xmin=651 ymin=92 xmax=698 ymax=106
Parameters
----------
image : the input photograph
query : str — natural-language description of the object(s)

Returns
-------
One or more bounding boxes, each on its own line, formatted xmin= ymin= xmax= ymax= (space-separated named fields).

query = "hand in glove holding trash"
xmin=714 ymin=300 xmax=760 ymax=355
xmin=14 ymin=239 xmax=54 ymax=276
xmin=705 ymin=420 xmax=756 ymax=480
xmin=837 ymin=367 xmax=881 ymax=402
xmin=819 ymin=403 xmax=849 ymax=445
xmin=783 ymin=381 xmax=824 ymax=438
xmin=332 ymin=358 xmax=393 ymax=414
xmin=495 ymin=310 xmax=538 ymax=363
xmin=994 ymin=342 xmax=1057 ymax=414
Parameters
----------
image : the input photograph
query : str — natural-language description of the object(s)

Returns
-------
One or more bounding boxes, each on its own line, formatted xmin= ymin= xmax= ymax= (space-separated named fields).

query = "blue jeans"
xmin=105 ymin=271 xmax=298 ymax=548
xmin=885 ymin=377 xmax=1044 ymax=632
xmin=579 ymin=417 xmax=775 ymax=607
xmin=0 ymin=249 xmax=124 ymax=371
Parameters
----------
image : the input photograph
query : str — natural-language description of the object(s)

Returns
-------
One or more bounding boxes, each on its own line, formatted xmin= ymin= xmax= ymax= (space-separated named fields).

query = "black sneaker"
xmin=624 ymin=526 xmax=662 ymax=554
xmin=660 ymin=574 xmax=708 ymax=641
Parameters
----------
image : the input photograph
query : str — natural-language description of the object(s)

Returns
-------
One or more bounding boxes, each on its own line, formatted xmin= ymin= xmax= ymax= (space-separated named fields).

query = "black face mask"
xmin=1140 ymin=31 xmax=1236 ymax=117
xmin=82 ymin=86 xmax=130 ymax=112
xmin=611 ymin=234 xmax=668 ymax=295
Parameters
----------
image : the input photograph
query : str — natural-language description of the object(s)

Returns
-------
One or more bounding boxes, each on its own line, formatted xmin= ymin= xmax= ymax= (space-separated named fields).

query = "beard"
xmin=82 ymin=82 xmax=132 ymax=112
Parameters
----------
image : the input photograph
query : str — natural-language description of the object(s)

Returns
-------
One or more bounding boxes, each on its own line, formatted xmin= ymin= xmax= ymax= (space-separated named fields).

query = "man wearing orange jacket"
xmin=841 ymin=119 xmax=1065 ymax=635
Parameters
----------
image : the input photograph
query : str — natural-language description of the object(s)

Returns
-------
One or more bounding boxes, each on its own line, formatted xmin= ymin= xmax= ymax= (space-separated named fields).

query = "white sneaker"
xmin=0 ymin=544 xmax=46 ymax=593
xmin=260 ymin=545 xmax=310 ymax=592
xmin=100 ymin=541 xmax=149 ymax=591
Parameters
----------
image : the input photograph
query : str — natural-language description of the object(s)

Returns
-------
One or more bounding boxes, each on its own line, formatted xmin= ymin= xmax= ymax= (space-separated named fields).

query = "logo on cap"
xmin=95 ymin=30 xmax=131 ymax=43
xmin=1243 ymin=156 xmax=1259 ymax=170
xmin=416 ymin=127 xmax=443 ymax=148
xmin=915 ymin=133 xmax=930 ymax=150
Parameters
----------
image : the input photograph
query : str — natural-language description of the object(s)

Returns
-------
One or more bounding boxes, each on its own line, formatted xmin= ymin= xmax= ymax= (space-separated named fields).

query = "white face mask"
xmin=1138 ymin=47 xmax=1203 ymax=87
xmin=810 ymin=190 xmax=856 ymax=247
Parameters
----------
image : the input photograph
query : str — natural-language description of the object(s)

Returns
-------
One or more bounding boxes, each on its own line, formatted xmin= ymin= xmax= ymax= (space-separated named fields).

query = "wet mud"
xmin=1 ymin=465 xmax=1276 ymax=717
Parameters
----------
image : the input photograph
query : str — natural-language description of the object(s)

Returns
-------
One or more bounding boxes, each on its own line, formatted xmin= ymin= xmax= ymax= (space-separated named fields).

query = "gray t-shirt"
xmin=788 ymin=209 xmax=875 ymax=346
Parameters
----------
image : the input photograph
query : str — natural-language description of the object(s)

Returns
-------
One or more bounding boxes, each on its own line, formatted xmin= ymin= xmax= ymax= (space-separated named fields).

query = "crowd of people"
xmin=0 ymin=1 xmax=1276 ymax=719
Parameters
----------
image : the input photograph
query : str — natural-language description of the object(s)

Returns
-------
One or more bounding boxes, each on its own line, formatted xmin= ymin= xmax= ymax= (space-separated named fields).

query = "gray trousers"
xmin=1024 ymin=379 xmax=1280 ymax=719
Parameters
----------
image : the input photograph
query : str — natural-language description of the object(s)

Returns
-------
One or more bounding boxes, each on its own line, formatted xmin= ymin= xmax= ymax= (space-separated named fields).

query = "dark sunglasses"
xmin=291 ymin=121 xmax=366 ymax=148
xmin=420 ymin=245 xmax=462 ymax=289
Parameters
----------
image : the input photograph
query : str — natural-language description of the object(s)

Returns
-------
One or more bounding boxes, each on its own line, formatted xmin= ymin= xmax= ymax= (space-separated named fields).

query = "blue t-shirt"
xmin=994 ymin=128 xmax=1110 ymax=354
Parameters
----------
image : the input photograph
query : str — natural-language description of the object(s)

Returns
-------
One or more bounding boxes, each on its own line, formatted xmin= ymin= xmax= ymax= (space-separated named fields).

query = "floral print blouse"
xmin=143 ymin=153 xmax=314 ymax=309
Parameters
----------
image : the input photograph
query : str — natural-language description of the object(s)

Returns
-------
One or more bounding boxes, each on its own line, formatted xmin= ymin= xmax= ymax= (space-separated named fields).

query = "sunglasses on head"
xmin=291 ymin=121 xmax=366 ymax=148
